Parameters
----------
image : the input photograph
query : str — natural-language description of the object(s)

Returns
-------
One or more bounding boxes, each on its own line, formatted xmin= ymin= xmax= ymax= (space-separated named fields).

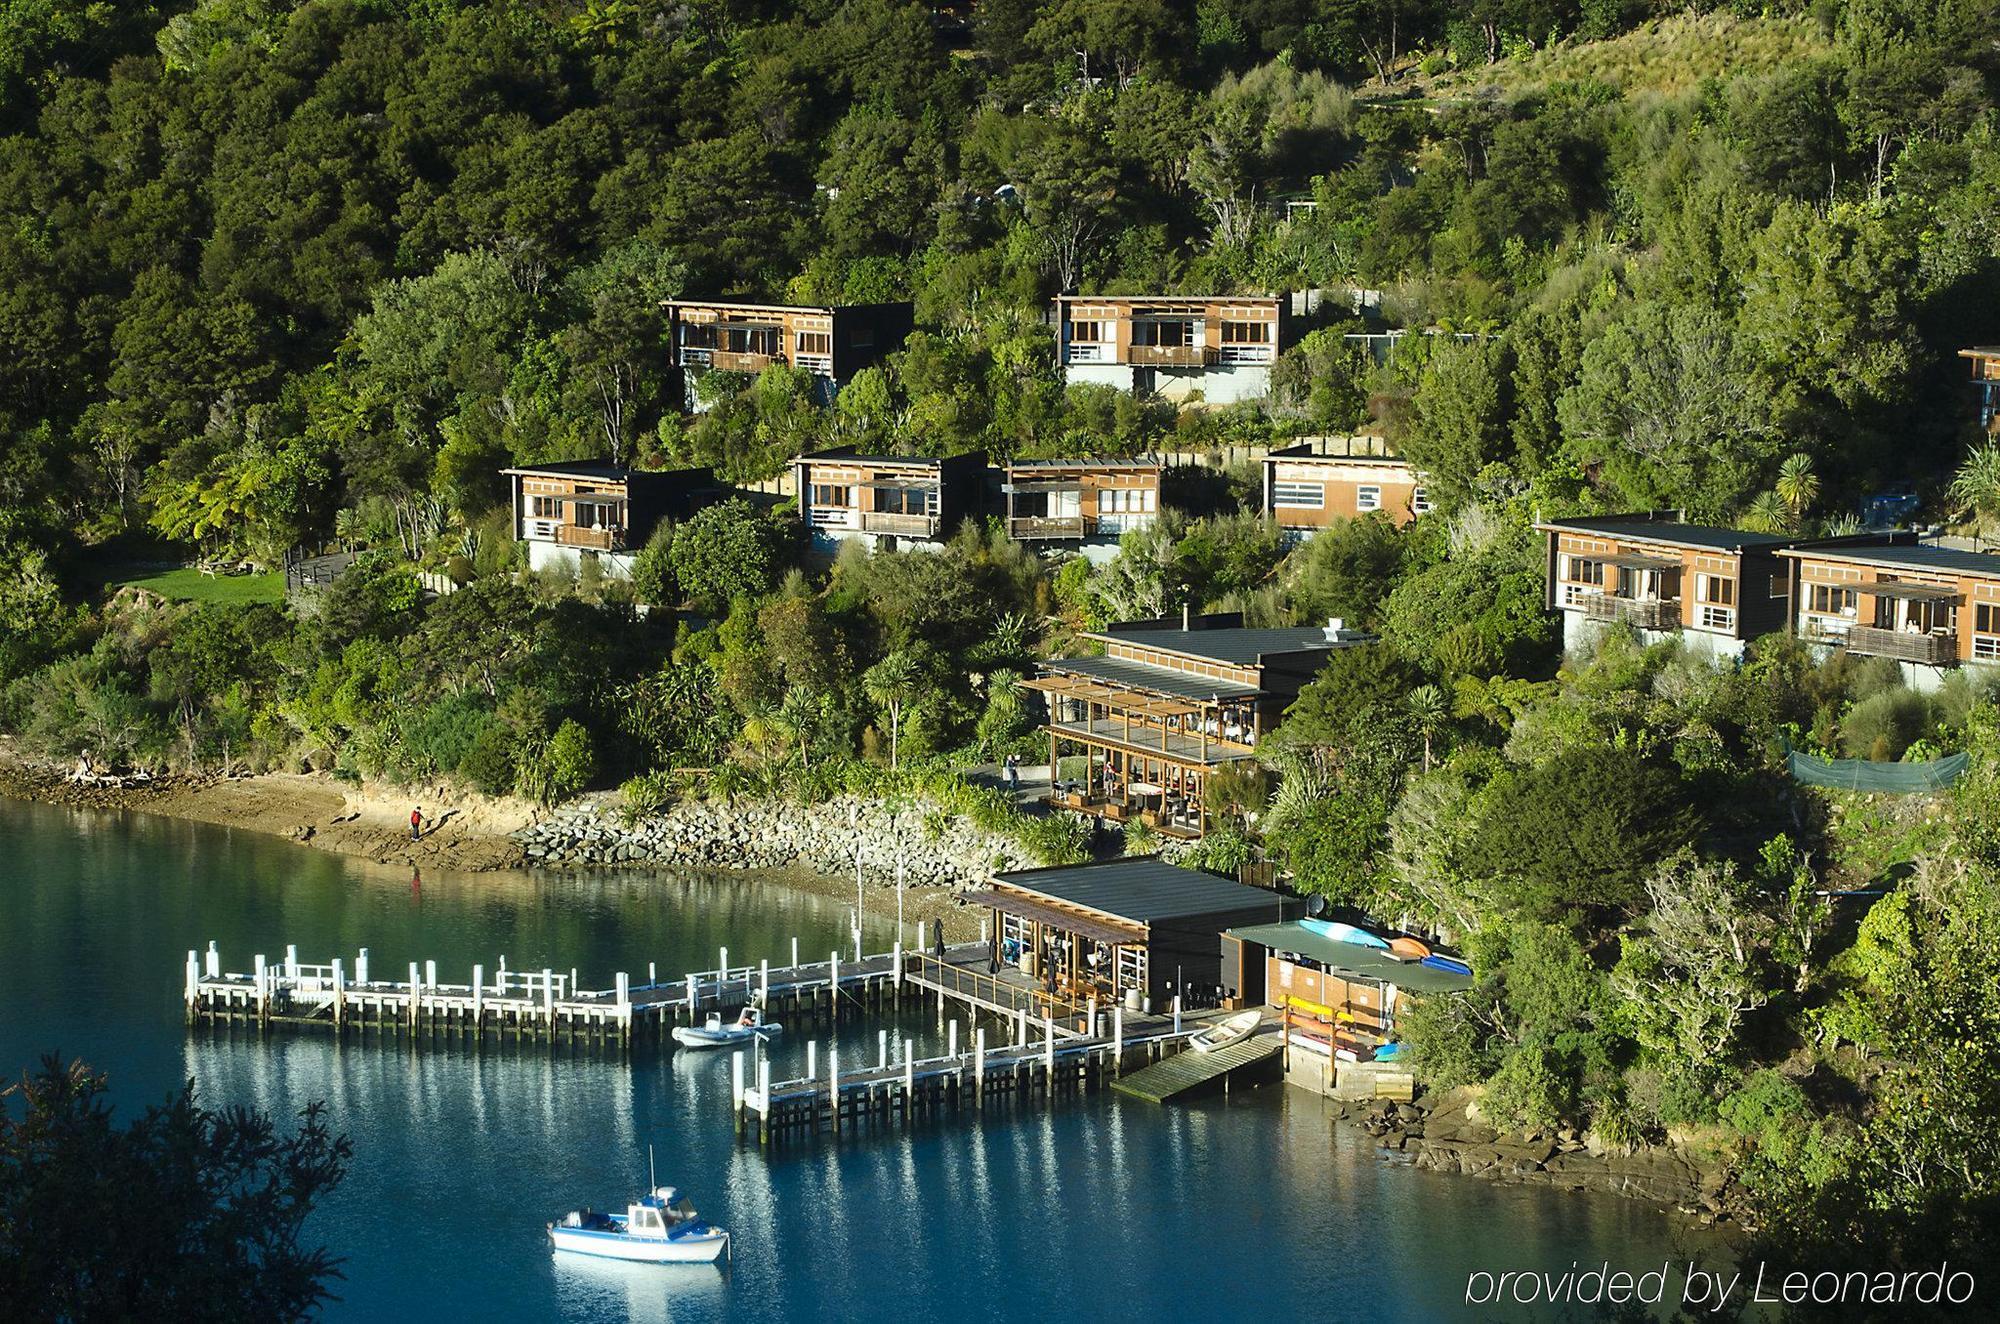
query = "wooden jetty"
xmin=182 ymin=936 xmax=988 ymax=1046
xmin=734 ymin=1001 xmax=1195 ymax=1145
xmin=1109 ymin=1031 xmax=1283 ymax=1103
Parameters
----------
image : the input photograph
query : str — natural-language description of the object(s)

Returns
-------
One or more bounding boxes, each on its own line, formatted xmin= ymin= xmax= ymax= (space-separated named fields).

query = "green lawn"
xmin=110 ymin=567 xmax=284 ymax=605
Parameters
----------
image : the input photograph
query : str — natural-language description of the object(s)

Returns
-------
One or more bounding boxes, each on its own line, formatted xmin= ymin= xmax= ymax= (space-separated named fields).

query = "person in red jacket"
xmin=410 ymin=807 xmax=423 ymax=841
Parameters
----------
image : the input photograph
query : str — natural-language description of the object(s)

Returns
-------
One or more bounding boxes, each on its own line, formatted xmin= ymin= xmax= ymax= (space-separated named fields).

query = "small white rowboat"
xmin=1189 ymin=1010 xmax=1263 ymax=1053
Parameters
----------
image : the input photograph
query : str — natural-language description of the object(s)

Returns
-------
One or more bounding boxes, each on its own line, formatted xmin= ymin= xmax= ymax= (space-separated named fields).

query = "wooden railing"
xmin=555 ymin=524 xmax=620 ymax=551
xmin=1009 ymin=515 xmax=1087 ymax=539
xmin=859 ymin=511 xmax=938 ymax=536
xmin=1581 ymin=592 xmax=1680 ymax=630
xmin=1843 ymin=626 xmax=1958 ymax=666
xmin=711 ymin=350 xmax=779 ymax=373
xmin=1128 ymin=344 xmax=1216 ymax=367
xmin=904 ymin=951 xmax=1088 ymax=1027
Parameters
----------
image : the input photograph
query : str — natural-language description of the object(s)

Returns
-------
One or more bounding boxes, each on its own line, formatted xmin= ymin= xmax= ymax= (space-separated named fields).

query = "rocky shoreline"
xmin=514 ymin=794 xmax=1037 ymax=890
xmin=1330 ymin=1086 xmax=1745 ymax=1224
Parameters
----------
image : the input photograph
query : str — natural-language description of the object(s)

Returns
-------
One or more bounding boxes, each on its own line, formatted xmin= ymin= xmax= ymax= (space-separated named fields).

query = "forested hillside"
xmin=6 ymin=3 xmax=2000 ymax=1301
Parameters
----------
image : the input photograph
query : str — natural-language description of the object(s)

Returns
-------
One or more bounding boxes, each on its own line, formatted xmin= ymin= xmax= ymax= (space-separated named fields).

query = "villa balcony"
xmin=1128 ymin=344 xmax=1217 ymax=367
xmin=1010 ymin=515 xmax=1087 ymax=540
xmin=1842 ymin=625 xmax=1958 ymax=666
xmin=555 ymin=524 xmax=621 ymax=551
xmin=710 ymin=350 xmax=779 ymax=373
xmin=1581 ymin=593 xmax=1681 ymax=630
xmin=860 ymin=511 xmax=939 ymax=537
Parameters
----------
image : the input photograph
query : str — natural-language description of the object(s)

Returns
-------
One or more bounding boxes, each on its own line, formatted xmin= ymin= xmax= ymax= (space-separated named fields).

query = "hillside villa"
xmin=792 ymin=447 xmax=986 ymax=553
xmin=1054 ymin=295 xmax=1291 ymax=404
xmin=1777 ymin=541 xmax=2000 ymax=689
xmin=1001 ymin=458 xmax=1161 ymax=562
xmin=502 ymin=460 xmax=718 ymax=579
xmin=664 ymin=299 xmax=913 ymax=409
xmin=1262 ymin=436 xmax=1428 ymax=539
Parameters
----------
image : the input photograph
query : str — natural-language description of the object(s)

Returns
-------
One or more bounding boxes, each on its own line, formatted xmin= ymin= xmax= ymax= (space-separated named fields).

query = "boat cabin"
xmin=1221 ymin=921 xmax=1472 ymax=1092
xmin=965 ymin=857 xmax=1302 ymax=1012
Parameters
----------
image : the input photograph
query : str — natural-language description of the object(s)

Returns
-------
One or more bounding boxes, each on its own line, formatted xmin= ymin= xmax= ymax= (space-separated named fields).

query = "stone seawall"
xmin=514 ymin=794 xmax=1038 ymax=890
xmin=1329 ymin=1087 xmax=1741 ymax=1222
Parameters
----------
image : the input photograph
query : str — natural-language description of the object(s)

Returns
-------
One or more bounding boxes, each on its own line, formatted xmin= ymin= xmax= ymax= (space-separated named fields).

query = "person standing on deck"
xmin=410 ymin=807 xmax=423 ymax=841
xmin=1003 ymin=752 xmax=1020 ymax=794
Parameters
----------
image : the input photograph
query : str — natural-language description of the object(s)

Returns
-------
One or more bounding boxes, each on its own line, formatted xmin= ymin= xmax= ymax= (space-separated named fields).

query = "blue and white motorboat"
xmin=672 ymin=1003 xmax=782 ymax=1049
xmin=548 ymin=1186 xmax=732 ymax=1264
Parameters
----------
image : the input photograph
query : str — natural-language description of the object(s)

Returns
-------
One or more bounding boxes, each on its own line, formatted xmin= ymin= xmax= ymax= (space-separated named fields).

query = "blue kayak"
xmin=1420 ymin=954 xmax=1472 ymax=976
xmin=1300 ymin=918 xmax=1389 ymax=949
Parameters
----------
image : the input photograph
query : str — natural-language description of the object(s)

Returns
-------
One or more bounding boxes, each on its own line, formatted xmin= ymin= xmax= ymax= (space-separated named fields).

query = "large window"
xmin=1977 ymin=604 xmax=2000 ymax=660
xmin=1271 ymin=482 xmax=1323 ymax=509
xmin=1221 ymin=320 xmax=1270 ymax=343
xmin=1356 ymin=485 xmax=1382 ymax=512
xmin=1096 ymin=487 xmax=1157 ymax=514
xmin=679 ymin=323 xmax=716 ymax=349
xmin=1411 ymin=486 xmax=1432 ymax=515
xmin=1565 ymin=556 xmax=1606 ymax=586
xmin=1696 ymin=573 xmax=1736 ymax=606
xmin=875 ymin=486 xmax=933 ymax=516
xmin=1069 ymin=319 xmax=1104 ymax=343
xmin=1808 ymin=584 xmax=1860 ymax=617
xmin=530 ymin=496 xmax=560 ymax=519
xmin=810 ymin=484 xmax=851 ymax=509
xmin=796 ymin=331 xmax=830 ymax=356
xmin=1132 ymin=319 xmax=1193 ymax=347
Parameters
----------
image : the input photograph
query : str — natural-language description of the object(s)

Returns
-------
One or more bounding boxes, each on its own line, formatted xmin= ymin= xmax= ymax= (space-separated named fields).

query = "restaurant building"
xmin=1025 ymin=612 xmax=1370 ymax=838
xmin=968 ymin=857 xmax=1301 ymax=1011
xmin=502 ymin=460 xmax=718 ymax=580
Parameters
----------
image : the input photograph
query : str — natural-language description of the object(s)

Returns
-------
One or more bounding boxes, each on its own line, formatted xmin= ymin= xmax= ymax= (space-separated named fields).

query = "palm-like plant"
xmin=863 ymin=651 xmax=921 ymax=770
xmin=770 ymin=687 xmax=825 ymax=771
xmin=1406 ymin=684 xmax=1448 ymax=773
xmin=1740 ymin=490 xmax=1789 ymax=535
xmin=1775 ymin=453 xmax=1819 ymax=529
xmin=1948 ymin=443 xmax=2000 ymax=542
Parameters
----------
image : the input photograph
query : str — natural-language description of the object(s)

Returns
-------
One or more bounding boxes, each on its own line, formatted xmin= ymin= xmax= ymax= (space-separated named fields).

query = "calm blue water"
xmin=0 ymin=797 xmax=1724 ymax=1321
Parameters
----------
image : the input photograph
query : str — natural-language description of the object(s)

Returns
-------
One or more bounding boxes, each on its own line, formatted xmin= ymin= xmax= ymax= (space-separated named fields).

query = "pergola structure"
xmin=1024 ymin=663 xmax=1265 ymax=838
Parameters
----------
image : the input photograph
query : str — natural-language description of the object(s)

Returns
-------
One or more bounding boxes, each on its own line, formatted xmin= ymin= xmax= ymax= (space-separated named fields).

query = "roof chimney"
xmin=1324 ymin=616 xmax=1347 ymax=642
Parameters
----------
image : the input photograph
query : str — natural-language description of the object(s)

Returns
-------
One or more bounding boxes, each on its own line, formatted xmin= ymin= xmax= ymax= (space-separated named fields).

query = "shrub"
xmin=619 ymin=769 xmax=678 ymax=819
xmin=456 ymin=720 xmax=516 ymax=796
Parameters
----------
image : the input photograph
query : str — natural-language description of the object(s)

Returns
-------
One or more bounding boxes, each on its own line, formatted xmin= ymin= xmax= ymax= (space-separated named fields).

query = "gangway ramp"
xmin=1109 ymin=1031 xmax=1281 ymax=1103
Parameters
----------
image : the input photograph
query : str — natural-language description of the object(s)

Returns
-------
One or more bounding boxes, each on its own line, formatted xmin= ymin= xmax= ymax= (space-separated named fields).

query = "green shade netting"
xmin=1786 ymin=748 xmax=1969 ymax=793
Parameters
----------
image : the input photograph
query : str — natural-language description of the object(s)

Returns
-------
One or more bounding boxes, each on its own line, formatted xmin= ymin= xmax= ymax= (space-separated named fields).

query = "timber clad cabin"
xmin=1002 ymin=459 xmax=1161 ymax=555
xmin=1537 ymin=513 xmax=1819 ymax=660
xmin=966 ymin=857 xmax=1302 ymax=1010
xmin=1962 ymin=347 xmax=2000 ymax=434
xmin=1777 ymin=543 xmax=2000 ymax=678
xmin=1027 ymin=611 xmax=1371 ymax=839
xmin=793 ymin=447 xmax=985 ymax=552
xmin=502 ymin=460 xmax=717 ymax=579
xmin=1055 ymin=295 xmax=1291 ymax=404
xmin=1262 ymin=436 xmax=1428 ymax=535
xmin=1221 ymin=921 xmax=1473 ymax=1079
xmin=664 ymin=300 xmax=912 ymax=407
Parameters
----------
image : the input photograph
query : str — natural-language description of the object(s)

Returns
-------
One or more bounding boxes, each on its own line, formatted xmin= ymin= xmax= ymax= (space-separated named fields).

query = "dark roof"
xmin=797 ymin=446 xmax=958 ymax=469
xmin=1779 ymin=542 xmax=2000 ymax=578
xmin=500 ymin=459 xmax=636 ymax=481
xmin=1266 ymin=442 xmax=1407 ymax=464
xmin=1225 ymin=922 xmax=1474 ymax=995
xmin=1009 ymin=458 xmax=1161 ymax=472
xmin=1535 ymin=513 xmax=1798 ymax=552
xmin=1091 ymin=624 xmax=1365 ymax=666
xmin=992 ymin=857 xmax=1294 ymax=925
xmin=1042 ymin=653 xmax=1266 ymax=702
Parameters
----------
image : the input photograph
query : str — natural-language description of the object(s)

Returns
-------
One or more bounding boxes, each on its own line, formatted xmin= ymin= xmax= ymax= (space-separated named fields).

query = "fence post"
xmin=185 ymin=950 xmax=199 ymax=1014
xmin=878 ymin=1029 xmax=888 ymax=1072
xmin=759 ymin=958 xmax=768 ymax=1005
xmin=974 ymin=1028 xmax=986 ymax=1101
xmin=331 ymin=958 xmax=345 ymax=1028
xmin=830 ymin=1048 xmax=841 ymax=1135
xmin=903 ymin=1039 xmax=914 ymax=1116
xmin=472 ymin=964 xmax=484 ymax=1028
xmin=425 ymin=959 xmax=436 ymax=990
xmin=1043 ymin=1015 xmax=1055 ymax=1085
xmin=1113 ymin=1005 xmax=1124 ymax=1074
xmin=409 ymin=962 xmax=421 ymax=1027
xmin=893 ymin=941 xmax=902 ymax=985
xmin=355 ymin=946 xmax=368 ymax=985
xmin=286 ymin=944 xmax=298 ymax=980
xmin=792 ymin=937 xmax=799 ymax=970
xmin=948 ymin=1020 xmax=959 ymax=1059
xmin=807 ymin=1040 xmax=818 ymax=1081
xmin=205 ymin=941 xmax=220 ymax=979
xmin=732 ymin=1051 xmax=745 ymax=1135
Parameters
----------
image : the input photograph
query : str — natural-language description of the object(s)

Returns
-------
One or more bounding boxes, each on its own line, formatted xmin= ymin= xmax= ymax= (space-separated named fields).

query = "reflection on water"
xmin=1 ymin=797 xmax=1731 ymax=1322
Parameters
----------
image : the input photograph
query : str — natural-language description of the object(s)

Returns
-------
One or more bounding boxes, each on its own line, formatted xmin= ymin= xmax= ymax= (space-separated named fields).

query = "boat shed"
xmin=965 ymin=857 xmax=1300 ymax=1009
xmin=1222 ymin=921 xmax=1474 ymax=1056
